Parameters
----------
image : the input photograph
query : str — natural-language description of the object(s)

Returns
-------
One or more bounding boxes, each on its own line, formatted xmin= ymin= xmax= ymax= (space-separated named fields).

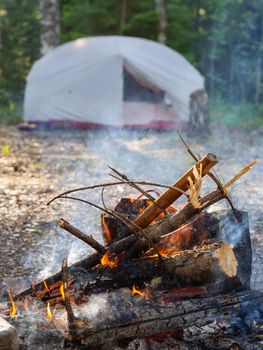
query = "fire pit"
xmin=1 ymin=142 xmax=262 ymax=350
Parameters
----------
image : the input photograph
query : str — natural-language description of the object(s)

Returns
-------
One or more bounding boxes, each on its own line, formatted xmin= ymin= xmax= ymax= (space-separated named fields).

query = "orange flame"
xmin=101 ymin=251 xmax=118 ymax=268
xmin=60 ymin=284 xmax=65 ymax=301
xmin=101 ymin=213 xmax=112 ymax=243
xmin=7 ymin=290 xmax=17 ymax=317
xmin=46 ymin=302 xmax=52 ymax=319
xmin=132 ymin=284 xmax=152 ymax=298
xmin=43 ymin=280 xmax=49 ymax=292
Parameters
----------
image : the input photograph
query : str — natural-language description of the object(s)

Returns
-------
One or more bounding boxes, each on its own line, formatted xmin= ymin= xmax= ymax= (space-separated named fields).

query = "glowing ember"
xmin=44 ymin=280 xmax=49 ymax=292
xmin=101 ymin=213 xmax=112 ymax=243
xmin=132 ymin=284 xmax=152 ymax=298
xmin=7 ymin=290 xmax=17 ymax=317
xmin=101 ymin=251 xmax=118 ymax=268
xmin=60 ymin=283 xmax=65 ymax=301
xmin=46 ymin=301 xmax=52 ymax=319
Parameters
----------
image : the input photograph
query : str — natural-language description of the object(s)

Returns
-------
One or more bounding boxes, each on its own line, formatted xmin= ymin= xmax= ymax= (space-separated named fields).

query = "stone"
xmin=0 ymin=316 xmax=20 ymax=350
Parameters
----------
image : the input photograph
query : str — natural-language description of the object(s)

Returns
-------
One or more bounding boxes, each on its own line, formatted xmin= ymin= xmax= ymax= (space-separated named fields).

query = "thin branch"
xmin=177 ymin=130 xmax=238 ymax=217
xmin=47 ymin=181 xmax=188 ymax=206
xmin=58 ymin=196 xmax=138 ymax=235
xmin=59 ymin=219 xmax=106 ymax=255
xmin=109 ymin=173 xmax=168 ymax=217
xmin=61 ymin=258 xmax=78 ymax=341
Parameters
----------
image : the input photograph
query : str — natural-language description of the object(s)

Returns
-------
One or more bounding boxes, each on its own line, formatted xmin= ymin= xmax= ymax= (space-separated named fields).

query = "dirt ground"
xmin=1 ymin=125 xmax=263 ymax=288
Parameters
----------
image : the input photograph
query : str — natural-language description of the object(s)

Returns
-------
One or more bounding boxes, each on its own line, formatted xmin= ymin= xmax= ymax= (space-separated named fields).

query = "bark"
xmin=75 ymin=289 xmax=263 ymax=346
xmin=155 ymin=0 xmax=167 ymax=44
xmin=41 ymin=241 xmax=241 ymax=300
xmin=189 ymin=89 xmax=210 ymax=132
xmin=120 ymin=0 xmax=128 ymax=34
xmin=39 ymin=0 xmax=60 ymax=55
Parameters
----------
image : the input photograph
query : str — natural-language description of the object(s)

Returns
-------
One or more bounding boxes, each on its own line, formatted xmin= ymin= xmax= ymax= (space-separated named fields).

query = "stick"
xmin=47 ymin=180 xmax=188 ymax=206
xmin=108 ymin=167 xmax=168 ymax=216
xmin=134 ymin=153 xmax=218 ymax=229
xmin=59 ymin=219 xmax=106 ymax=255
xmin=61 ymin=258 xmax=78 ymax=341
xmin=177 ymin=130 xmax=239 ymax=219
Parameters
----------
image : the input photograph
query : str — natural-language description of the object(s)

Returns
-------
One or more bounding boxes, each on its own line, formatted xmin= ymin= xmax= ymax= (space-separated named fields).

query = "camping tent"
xmin=23 ymin=36 xmax=204 ymax=129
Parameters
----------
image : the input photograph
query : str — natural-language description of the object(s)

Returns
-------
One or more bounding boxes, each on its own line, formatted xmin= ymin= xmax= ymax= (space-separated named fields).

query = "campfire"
xmin=1 ymin=139 xmax=262 ymax=349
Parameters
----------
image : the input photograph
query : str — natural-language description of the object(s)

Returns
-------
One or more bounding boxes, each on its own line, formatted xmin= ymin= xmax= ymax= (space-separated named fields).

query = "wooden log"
xmin=73 ymin=241 xmax=242 ymax=297
xmin=73 ymin=289 xmax=263 ymax=346
xmin=134 ymin=153 xmax=218 ymax=229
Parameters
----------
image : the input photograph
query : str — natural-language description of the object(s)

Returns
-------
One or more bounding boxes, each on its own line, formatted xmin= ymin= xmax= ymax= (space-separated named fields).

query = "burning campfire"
xmin=1 ymin=138 xmax=263 ymax=349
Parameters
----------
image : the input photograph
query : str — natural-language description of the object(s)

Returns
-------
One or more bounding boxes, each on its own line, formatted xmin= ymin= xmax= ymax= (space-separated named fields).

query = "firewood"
xmin=73 ymin=241 xmax=242 ymax=296
xmin=73 ymin=289 xmax=263 ymax=346
xmin=134 ymin=153 xmax=218 ymax=229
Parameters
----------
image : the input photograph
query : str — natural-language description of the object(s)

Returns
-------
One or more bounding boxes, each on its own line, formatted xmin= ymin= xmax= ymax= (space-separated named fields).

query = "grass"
xmin=0 ymin=102 xmax=23 ymax=125
xmin=210 ymin=98 xmax=263 ymax=129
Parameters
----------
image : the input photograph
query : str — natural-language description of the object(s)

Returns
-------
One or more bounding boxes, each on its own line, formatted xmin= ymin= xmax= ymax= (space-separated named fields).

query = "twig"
xmin=108 ymin=166 xmax=168 ymax=216
xmin=59 ymin=219 xmax=106 ymax=255
xmin=177 ymin=130 xmax=238 ymax=217
xmin=109 ymin=173 xmax=168 ymax=217
xmin=61 ymin=258 xmax=78 ymax=341
xmin=47 ymin=181 xmax=187 ymax=206
xmin=223 ymin=160 xmax=257 ymax=190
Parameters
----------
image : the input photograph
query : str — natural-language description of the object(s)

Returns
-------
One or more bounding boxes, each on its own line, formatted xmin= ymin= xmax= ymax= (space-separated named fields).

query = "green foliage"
xmin=0 ymin=0 xmax=40 ymax=104
xmin=210 ymin=98 xmax=263 ymax=128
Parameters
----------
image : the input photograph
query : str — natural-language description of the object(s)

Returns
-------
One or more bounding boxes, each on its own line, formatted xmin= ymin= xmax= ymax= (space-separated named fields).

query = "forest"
xmin=1 ymin=0 xmax=263 ymax=126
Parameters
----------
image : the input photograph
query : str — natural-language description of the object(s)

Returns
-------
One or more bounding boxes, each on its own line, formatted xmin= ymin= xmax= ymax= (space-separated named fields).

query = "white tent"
xmin=24 ymin=36 xmax=204 ymax=129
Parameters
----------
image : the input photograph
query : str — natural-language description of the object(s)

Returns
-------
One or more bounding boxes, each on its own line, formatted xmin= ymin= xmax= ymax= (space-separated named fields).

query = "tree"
xmin=39 ymin=0 xmax=60 ymax=55
xmin=155 ymin=0 xmax=167 ymax=44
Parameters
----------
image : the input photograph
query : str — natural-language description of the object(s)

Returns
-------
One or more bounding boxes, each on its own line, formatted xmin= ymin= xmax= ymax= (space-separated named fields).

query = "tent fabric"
xmin=24 ymin=36 xmax=204 ymax=127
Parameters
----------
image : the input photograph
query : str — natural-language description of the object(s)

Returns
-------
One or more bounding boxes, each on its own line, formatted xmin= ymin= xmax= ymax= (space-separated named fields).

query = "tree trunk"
xmin=120 ymin=0 xmax=128 ymax=34
xmin=155 ymin=0 xmax=167 ymax=44
xmin=39 ymin=0 xmax=60 ymax=55
xmin=189 ymin=89 xmax=210 ymax=132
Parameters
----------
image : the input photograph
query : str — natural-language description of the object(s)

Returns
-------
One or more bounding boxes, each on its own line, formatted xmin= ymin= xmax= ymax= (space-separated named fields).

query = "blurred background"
xmin=1 ymin=0 xmax=263 ymax=128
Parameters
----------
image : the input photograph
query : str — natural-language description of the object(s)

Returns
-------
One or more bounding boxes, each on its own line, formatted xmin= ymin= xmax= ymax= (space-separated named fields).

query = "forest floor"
xmin=1 ymin=124 xmax=263 ymax=349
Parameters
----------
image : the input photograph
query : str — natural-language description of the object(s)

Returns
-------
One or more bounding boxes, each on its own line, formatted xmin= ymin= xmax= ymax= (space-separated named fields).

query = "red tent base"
xmin=20 ymin=120 xmax=188 ymax=131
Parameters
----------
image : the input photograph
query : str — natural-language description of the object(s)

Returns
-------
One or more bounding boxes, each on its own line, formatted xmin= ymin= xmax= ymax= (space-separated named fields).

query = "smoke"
xmin=16 ymin=127 xmax=263 ymax=288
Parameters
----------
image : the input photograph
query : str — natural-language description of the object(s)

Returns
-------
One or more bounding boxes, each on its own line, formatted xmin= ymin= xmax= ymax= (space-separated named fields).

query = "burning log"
xmin=76 ymin=241 xmax=242 ymax=296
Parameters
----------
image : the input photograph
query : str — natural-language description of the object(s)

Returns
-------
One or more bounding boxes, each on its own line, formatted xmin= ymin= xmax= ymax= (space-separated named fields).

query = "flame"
xmin=46 ymin=302 xmax=52 ymax=319
xmin=101 ymin=213 xmax=112 ymax=243
xmin=132 ymin=284 xmax=152 ymax=298
xmin=60 ymin=284 xmax=65 ymax=301
xmin=101 ymin=251 xmax=118 ymax=268
xmin=43 ymin=280 xmax=49 ymax=292
xmin=7 ymin=290 xmax=17 ymax=317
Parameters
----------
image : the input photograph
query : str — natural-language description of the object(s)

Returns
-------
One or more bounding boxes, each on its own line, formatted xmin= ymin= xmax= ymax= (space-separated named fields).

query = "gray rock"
xmin=0 ymin=316 xmax=20 ymax=350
